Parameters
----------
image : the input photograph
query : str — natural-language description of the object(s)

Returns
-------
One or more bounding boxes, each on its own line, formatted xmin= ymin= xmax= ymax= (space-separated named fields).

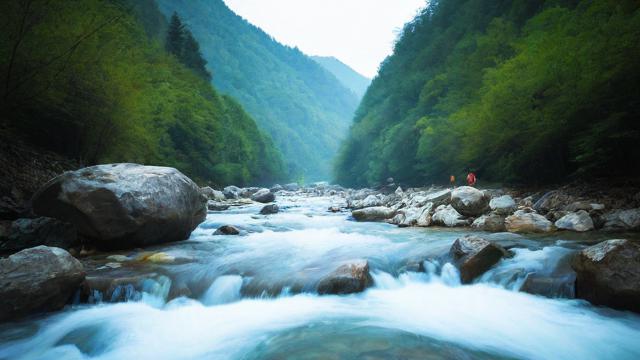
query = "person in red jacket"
xmin=466 ymin=171 xmax=477 ymax=187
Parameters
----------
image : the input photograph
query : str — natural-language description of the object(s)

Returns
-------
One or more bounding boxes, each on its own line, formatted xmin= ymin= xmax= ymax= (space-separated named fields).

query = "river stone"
xmin=489 ymin=195 xmax=516 ymax=215
xmin=351 ymin=194 xmax=385 ymax=210
xmin=601 ymin=208 xmax=640 ymax=231
xmin=555 ymin=210 xmax=594 ymax=232
xmin=260 ymin=204 xmax=279 ymax=215
xmin=251 ymin=188 xmax=275 ymax=203
xmin=270 ymin=184 xmax=284 ymax=192
xmin=0 ymin=217 xmax=78 ymax=253
xmin=505 ymin=210 xmax=556 ymax=233
xmin=451 ymin=186 xmax=489 ymax=217
xmin=391 ymin=203 xmax=433 ymax=227
xmin=351 ymin=207 xmax=395 ymax=222
xmin=449 ymin=235 xmax=506 ymax=283
xmin=520 ymin=273 xmax=576 ymax=298
xmin=533 ymin=191 xmax=573 ymax=214
xmin=0 ymin=246 xmax=85 ymax=321
xmin=431 ymin=205 xmax=469 ymax=227
xmin=223 ymin=186 xmax=242 ymax=199
xmin=317 ymin=260 xmax=373 ymax=295
xmin=32 ymin=163 xmax=206 ymax=250
xmin=471 ymin=213 xmax=506 ymax=232
xmin=201 ymin=187 xmax=225 ymax=202
xmin=207 ymin=201 xmax=230 ymax=211
xmin=214 ymin=225 xmax=240 ymax=235
xmin=571 ymin=239 xmax=640 ymax=312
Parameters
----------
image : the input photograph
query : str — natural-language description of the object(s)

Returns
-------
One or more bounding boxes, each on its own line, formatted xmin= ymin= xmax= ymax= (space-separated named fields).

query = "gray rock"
xmin=431 ymin=205 xmax=469 ymax=227
xmin=260 ymin=204 xmax=279 ymax=215
xmin=451 ymin=186 xmax=490 ymax=217
xmin=317 ymin=260 xmax=373 ymax=295
xmin=489 ymin=195 xmax=516 ymax=215
xmin=601 ymin=208 xmax=640 ymax=231
xmin=351 ymin=194 xmax=385 ymax=209
xmin=0 ymin=217 xmax=78 ymax=252
xmin=533 ymin=191 xmax=574 ymax=214
xmin=213 ymin=225 xmax=240 ymax=235
xmin=555 ymin=210 xmax=594 ymax=232
xmin=223 ymin=186 xmax=242 ymax=199
xmin=201 ymin=187 xmax=225 ymax=202
xmin=520 ymin=273 xmax=576 ymax=298
xmin=391 ymin=203 xmax=433 ymax=227
xmin=32 ymin=163 xmax=206 ymax=250
xmin=270 ymin=184 xmax=284 ymax=192
xmin=240 ymin=187 xmax=261 ymax=198
xmin=351 ymin=207 xmax=395 ymax=222
xmin=471 ymin=213 xmax=506 ymax=232
xmin=207 ymin=201 xmax=230 ymax=211
xmin=0 ymin=246 xmax=85 ymax=321
xmin=571 ymin=239 xmax=640 ymax=313
xmin=251 ymin=188 xmax=275 ymax=203
xmin=283 ymin=183 xmax=300 ymax=191
xmin=449 ymin=235 xmax=506 ymax=283
xmin=505 ymin=210 xmax=556 ymax=233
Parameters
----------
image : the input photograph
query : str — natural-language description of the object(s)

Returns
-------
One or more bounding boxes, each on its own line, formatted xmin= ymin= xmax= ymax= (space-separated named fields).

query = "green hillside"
xmin=311 ymin=56 xmax=371 ymax=99
xmin=335 ymin=0 xmax=640 ymax=187
xmin=156 ymin=0 xmax=360 ymax=181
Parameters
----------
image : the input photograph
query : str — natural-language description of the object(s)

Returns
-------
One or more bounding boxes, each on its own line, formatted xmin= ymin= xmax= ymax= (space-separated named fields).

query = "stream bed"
xmin=1 ymin=194 xmax=640 ymax=359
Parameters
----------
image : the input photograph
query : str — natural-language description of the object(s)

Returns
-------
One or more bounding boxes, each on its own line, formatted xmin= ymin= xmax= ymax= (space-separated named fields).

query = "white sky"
xmin=223 ymin=0 xmax=427 ymax=78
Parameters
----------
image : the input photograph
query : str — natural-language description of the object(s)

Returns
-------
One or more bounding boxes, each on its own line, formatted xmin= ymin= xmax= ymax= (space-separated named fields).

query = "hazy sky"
xmin=223 ymin=0 xmax=427 ymax=78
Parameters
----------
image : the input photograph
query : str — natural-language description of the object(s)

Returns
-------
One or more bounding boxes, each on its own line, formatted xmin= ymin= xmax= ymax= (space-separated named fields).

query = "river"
xmin=1 ymin=193 xmax=640 ymax=359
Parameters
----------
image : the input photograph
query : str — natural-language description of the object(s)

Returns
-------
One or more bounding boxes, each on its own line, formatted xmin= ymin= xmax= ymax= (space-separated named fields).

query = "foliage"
xmin=165 ymin=12 xmax=211 ymax=82
xmin=335 ymin=0 xmax=640 ymax=187
xmin=156 ymin=0 xmax=359 ymax=181
xmin=0 ymin=0 xmax=286 ymax=186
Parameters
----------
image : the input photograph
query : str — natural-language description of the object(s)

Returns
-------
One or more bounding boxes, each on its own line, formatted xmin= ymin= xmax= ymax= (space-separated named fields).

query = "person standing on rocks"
xmin=466 ymin=171 xmax=477 ymax=187
xmin=450 ymin=175 xmax=456 ymax=188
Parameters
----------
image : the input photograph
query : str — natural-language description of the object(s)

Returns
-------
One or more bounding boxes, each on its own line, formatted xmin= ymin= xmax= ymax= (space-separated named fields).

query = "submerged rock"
xmin=431 ymin=205 xmax=469 ymax=227
xmin=214 ymin=225 xmax=241 ymax=235
xmin=260 ymin=204 xmax=279 ymax=215
xmin=351 ymin=207 xmax=395 ymax=222
xmin=555 ymin=210 xmax=594 ymax=232
xmin=0 ymin=217 xmax=78 ymax=253
xmin=32 ymin=163 xmax=206 ymax=250
xmin=317 ymin=260 xmax=373 ymax=295
xmin=571 ymin=239 xmax=640 ymax=313
xmin=251 ymin=188 xmax=275 ymax=203
xmin=207 ymin=201 xmax=230 ymax=211
xmin=520 ymin=273 xmax=576 ymax=299
xmin=0 ymin=246 xmax=85 ymax=321
xmin=505 ymin=210 xmax=556 ymax=233
xmin=451 ymin=186 xmax=489 ymax=217
xmin=449 ymin=235 xmax=506 ymax=283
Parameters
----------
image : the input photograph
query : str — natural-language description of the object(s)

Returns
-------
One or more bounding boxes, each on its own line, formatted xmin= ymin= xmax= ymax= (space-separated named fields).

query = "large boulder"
xmin=0 ymin=217 xmax=78 ymax=253
xmin=32 ymin=164 xmax=206 ymax=250
xmin=431 ymin=205 xmax=469 ymax=227
xmin=489 ymin=195 xmax=517 ymax=215
xmin=391 ymin=203 xmax=433 ymax=227
xmin=223 ymin=186 xmax=242 ymax=199
xmin=449 ymin=236 xmax=506 ymax=283
xmin=571 ymin=239 xmax=640 ymax=312
xmin=351 ymin=207 xmax=395 ymax=222
xmin=451 ymin=186 xmax=489 ymax=217
xmin=0 ymin=246 xmax=85 ymax=321
xmin=317 ymin=260 xmax=373 ymax=295
xmin=533 ymin=191 xmax=574 ymax=214
xmin=350 ymin=194 xmax=384 ymax=210
xmin=601 ymin=208 xmax=640 ymax=231
xmin=505 ymin=210 xmax=556 ymax=233
xmin=555 ymin=210 xmax=594 ymax=232
xmin=251 ymin=188 xmax=275 ymax=203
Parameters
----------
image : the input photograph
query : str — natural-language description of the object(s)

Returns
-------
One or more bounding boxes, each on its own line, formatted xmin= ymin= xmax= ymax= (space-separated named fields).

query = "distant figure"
xmin=466 ymin=172 xmax=477 ymax=187
xmin=450 ymin=175 xmax=456 ymax=188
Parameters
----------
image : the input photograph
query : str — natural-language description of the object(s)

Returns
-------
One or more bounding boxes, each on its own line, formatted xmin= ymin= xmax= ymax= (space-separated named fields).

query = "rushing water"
xmin=1 ymin=194 xmax=640 ymax=360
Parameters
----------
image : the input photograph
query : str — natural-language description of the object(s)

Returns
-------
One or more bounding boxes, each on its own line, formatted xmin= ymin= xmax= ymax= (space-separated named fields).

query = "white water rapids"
xmin=0 ymin=195 xmax=639 ymax=359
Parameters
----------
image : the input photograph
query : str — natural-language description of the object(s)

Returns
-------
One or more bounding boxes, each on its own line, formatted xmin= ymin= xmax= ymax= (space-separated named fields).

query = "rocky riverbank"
xmin=1 ymin=163 xmax=640 ymax=322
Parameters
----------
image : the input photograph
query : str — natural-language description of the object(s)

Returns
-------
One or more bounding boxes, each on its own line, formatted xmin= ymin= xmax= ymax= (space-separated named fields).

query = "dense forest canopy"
xmin=0 ymin=0 xmax=286 ymax=186
xmin=156 ymin=0 xmax=360 ymax=182
xmin=335 ymin=0 xmax=640 ymax=187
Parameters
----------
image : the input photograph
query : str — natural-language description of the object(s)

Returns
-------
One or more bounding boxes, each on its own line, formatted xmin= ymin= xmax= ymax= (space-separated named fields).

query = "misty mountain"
xmin=156 ymin=0 xmax=360 ymax=181
xmin=311 ymin=56 xmax=371 ymax=99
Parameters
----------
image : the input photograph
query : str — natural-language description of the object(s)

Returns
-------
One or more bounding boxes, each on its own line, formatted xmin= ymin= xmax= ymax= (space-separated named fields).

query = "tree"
xmin=165 ymin=11 xmax=184 ymax=58
xmin=182 ymin=30 xmax=211 ymax=81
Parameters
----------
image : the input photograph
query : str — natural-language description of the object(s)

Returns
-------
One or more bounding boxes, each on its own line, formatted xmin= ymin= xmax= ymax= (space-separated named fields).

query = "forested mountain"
xmin=335 ymin=0 xmax=640 ymax=187
xmin=0 ymin=0 xmax=285 ymax=186
xmin=156 ymin=0 xmax=360 ymax=181
xmin=311 ymin=56 xmax=371 ymax=99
